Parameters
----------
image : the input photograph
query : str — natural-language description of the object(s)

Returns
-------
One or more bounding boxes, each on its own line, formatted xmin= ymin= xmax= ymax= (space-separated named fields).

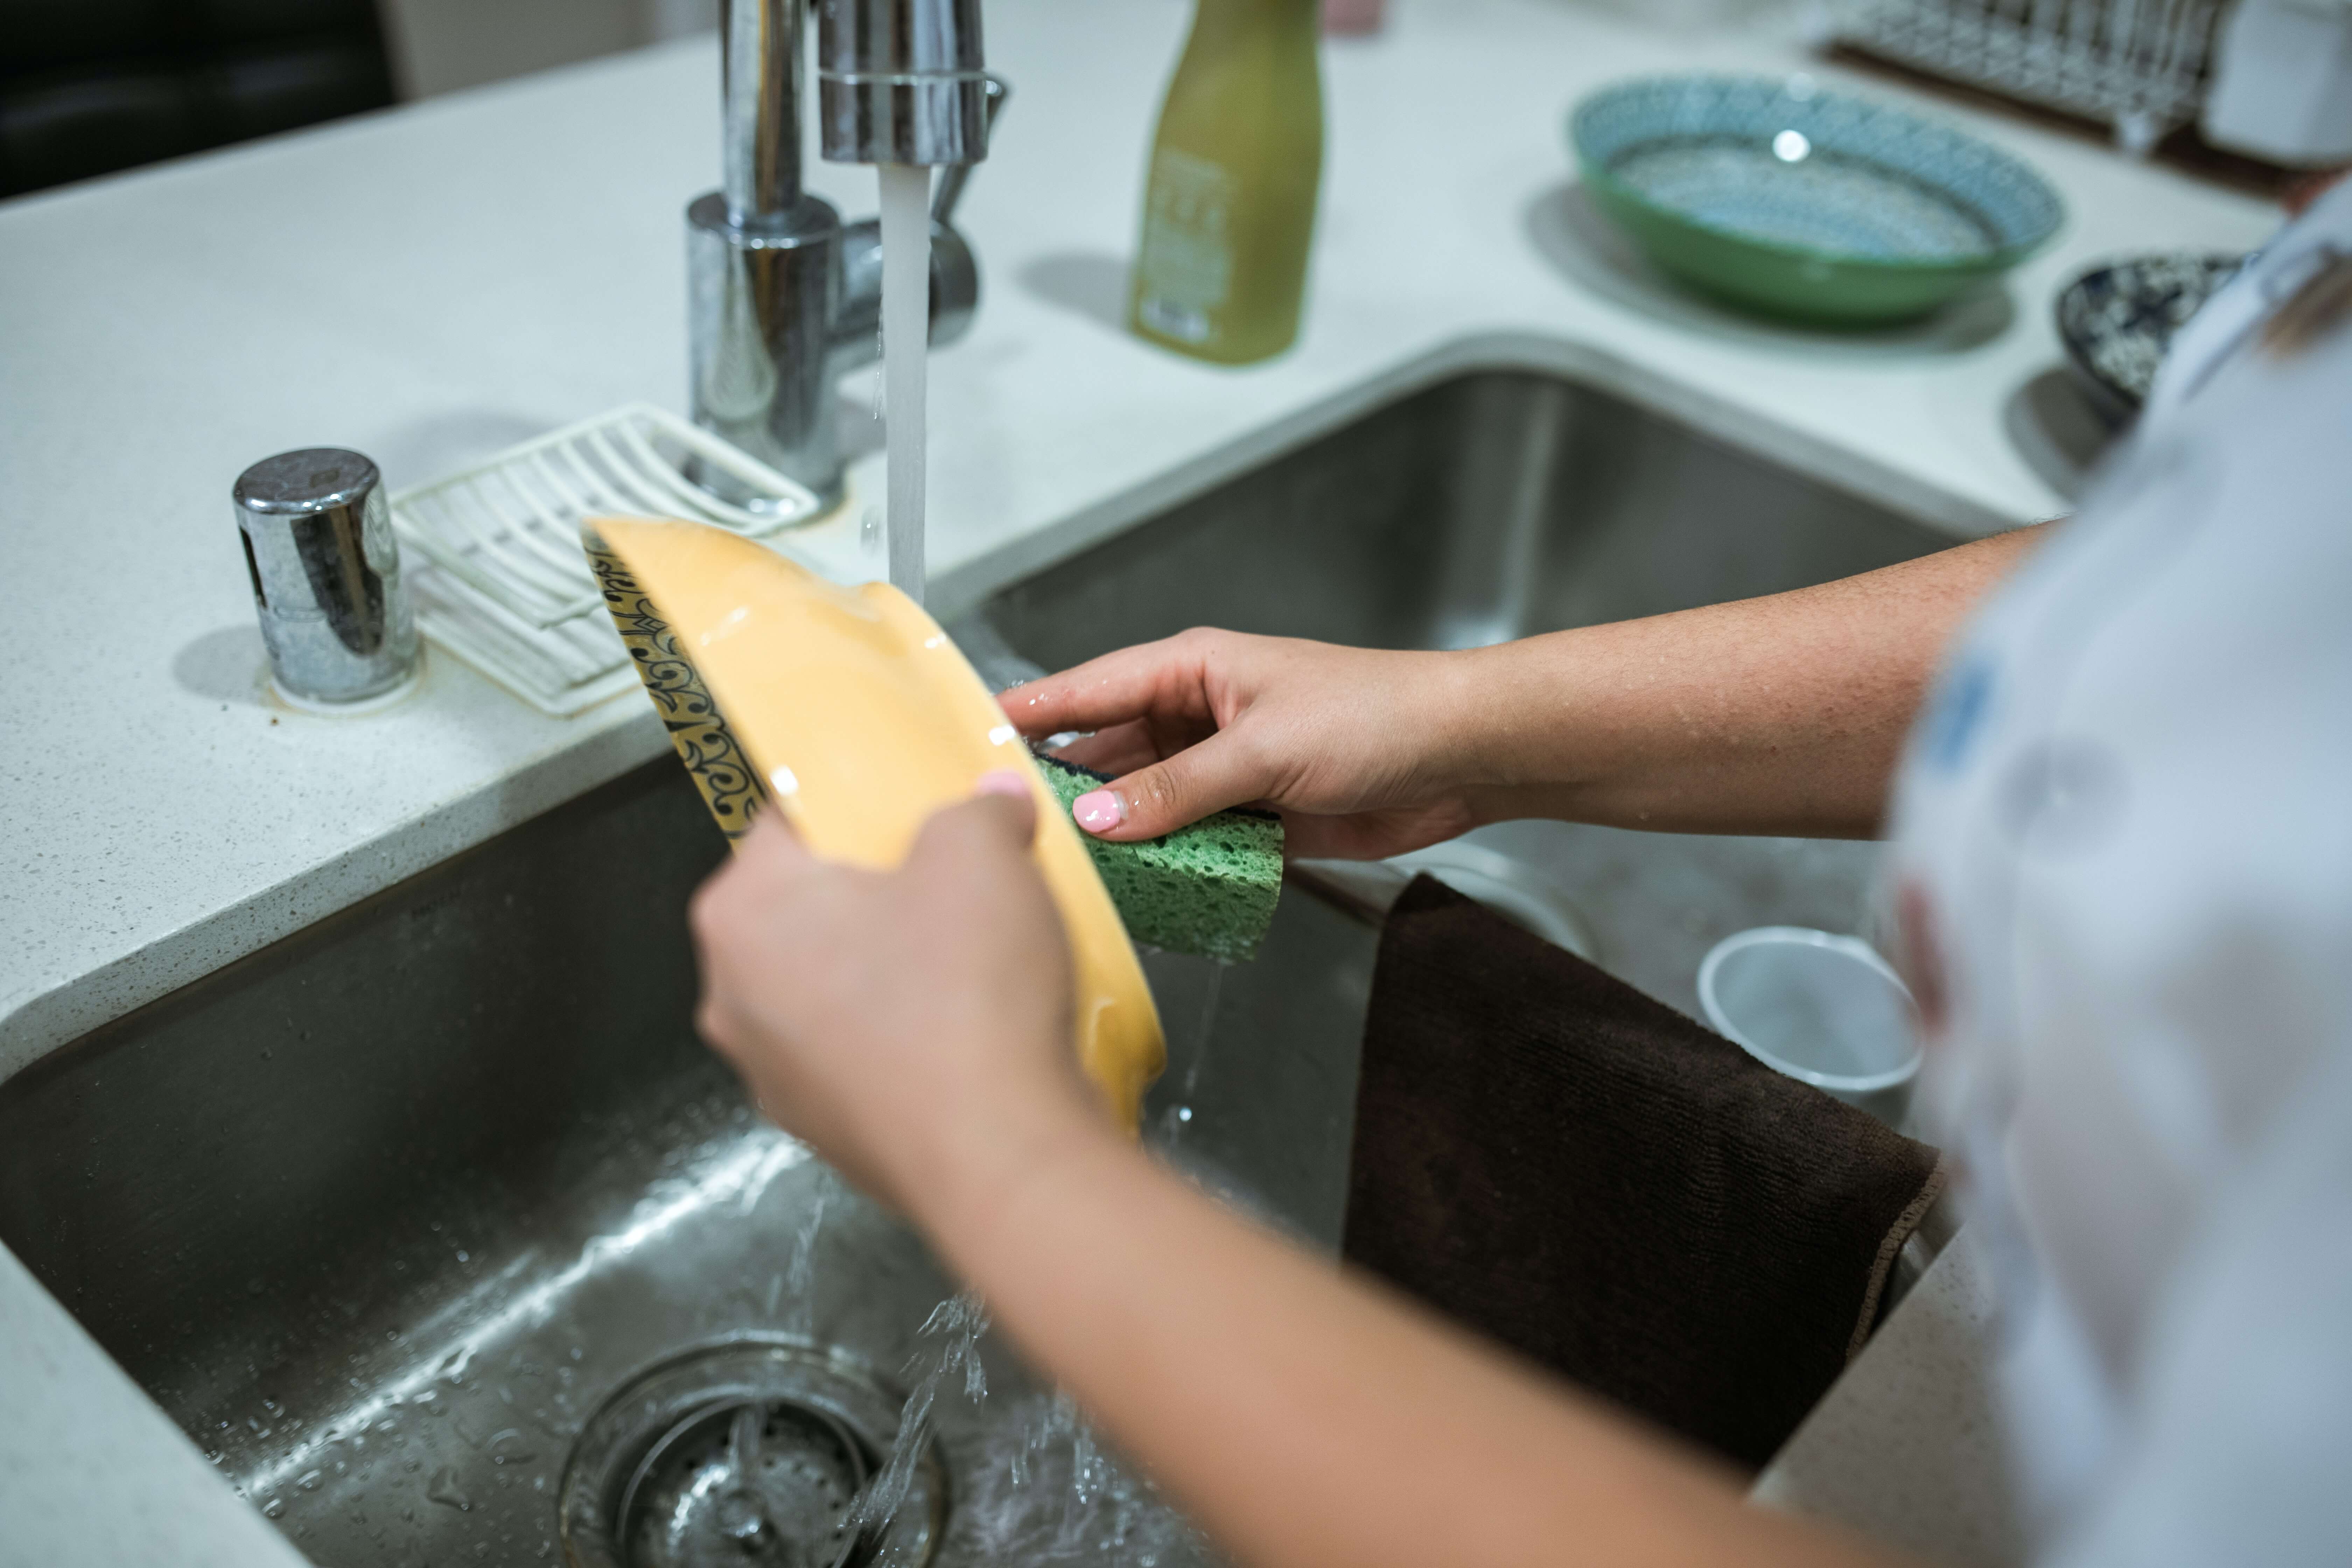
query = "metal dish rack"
xmin=1829 ymin=0 xmax=2227 ymax=154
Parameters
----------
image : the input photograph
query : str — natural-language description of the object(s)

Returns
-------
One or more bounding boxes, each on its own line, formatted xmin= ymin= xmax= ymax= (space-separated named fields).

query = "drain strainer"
xmin=559 ymin=1338 xmax=943 ymax=1568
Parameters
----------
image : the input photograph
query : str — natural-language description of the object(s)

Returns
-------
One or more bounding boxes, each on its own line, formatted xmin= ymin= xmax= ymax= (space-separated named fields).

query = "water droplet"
xmin=425 ymin=1466 xmax=472 ymax=1512
xmin=487 ymin=1429 xmax=538 ymax=1465
xmin=297 ymin=1469 xmax=323 ymax=1491
xmin=260 ymin=1497 xmax=286 ymax=1519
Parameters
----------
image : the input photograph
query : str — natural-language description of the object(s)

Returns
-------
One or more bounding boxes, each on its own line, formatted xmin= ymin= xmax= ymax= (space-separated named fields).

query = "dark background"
xmin=0 ymin=0 xmax=395 ymax=199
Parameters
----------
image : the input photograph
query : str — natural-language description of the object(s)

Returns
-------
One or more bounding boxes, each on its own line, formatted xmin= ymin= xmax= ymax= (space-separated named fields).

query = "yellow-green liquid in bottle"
xmin=1130 ymin=0 xmax=1324 ymax=364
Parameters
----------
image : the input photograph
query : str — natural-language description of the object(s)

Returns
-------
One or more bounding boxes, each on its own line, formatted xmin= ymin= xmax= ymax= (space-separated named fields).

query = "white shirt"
xmin=1890 ymin=178 xmax=2352 ymax=1566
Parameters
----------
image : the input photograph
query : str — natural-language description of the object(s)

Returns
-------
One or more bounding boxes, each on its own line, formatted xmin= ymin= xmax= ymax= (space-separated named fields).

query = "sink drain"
xmin=558 ymin=1338 xmax=943 ymax=1568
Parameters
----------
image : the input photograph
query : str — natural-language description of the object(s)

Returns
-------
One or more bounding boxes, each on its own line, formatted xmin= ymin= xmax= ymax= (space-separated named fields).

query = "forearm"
xmin=920 ymin=1118 xmax=1895 ymax=1568
xmin=1446 ymin=526 xmax=2044 ymax=838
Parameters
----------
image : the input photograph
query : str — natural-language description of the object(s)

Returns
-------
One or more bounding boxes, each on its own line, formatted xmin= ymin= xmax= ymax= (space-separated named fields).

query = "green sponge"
xmin=1035 ymin=754 xmax=1283 ymax=964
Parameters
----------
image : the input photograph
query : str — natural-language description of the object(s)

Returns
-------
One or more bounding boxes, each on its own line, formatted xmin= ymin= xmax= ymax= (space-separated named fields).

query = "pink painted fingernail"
xmin=974 ymin=769 xmax=1029 ymax=799
xmin=1072 ymin=788 xmax=1124 ymax=834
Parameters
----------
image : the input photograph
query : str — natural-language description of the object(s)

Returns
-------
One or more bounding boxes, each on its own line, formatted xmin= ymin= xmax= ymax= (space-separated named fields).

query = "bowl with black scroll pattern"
xmin=2054 ymin=252 xmax=2243 ymax=426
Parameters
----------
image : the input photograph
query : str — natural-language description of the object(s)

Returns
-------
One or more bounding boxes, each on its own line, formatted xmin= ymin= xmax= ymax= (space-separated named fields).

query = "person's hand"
xmin=999 ymin=629 xmax=1481 ymax=859
xmin=688 ymin=778 xmax=1105 ymax=1220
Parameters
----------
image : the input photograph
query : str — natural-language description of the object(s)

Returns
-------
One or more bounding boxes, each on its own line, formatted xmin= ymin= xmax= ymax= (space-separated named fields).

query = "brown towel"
xmin=1342 ymin=876 xmax=1945 ymax=1471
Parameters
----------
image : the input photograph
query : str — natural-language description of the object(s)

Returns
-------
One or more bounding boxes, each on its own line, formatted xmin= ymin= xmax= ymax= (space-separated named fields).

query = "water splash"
xmin=952 ymin=1392 xmax=1210 ymax=1565
xmin=785 ymin=1174 xmax=836 ymax=1337
xmin=239 ymin=1132 xmax=809 ymax=1499
xmin=735 ymin=1137 xmax=805 ymax=1216
xmin=839 ymin=1290 xmax=990 ymax=1557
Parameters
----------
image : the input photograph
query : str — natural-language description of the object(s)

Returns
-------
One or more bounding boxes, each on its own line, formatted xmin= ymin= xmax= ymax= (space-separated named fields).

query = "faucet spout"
xmin=816 ymin=0 xmax=989 ymax=167
xmin=687 ymin=0 xmax=999 ymax=512
xmin=721 ymin=0 xmax=804 ymax=224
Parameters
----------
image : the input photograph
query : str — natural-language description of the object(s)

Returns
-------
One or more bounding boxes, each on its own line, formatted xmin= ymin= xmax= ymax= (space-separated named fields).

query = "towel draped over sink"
xmin=1343 ymin=875 xmax=1945 ymax=1470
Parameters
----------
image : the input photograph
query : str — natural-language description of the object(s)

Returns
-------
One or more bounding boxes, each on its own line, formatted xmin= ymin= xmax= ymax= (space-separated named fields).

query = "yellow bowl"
xmin=588 ymin=517 xmax=1165 ymax=1133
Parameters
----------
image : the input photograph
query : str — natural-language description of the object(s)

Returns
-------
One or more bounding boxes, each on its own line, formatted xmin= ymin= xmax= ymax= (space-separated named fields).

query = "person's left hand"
xmin=688 ymin=776 xmax=1105 ymax=1222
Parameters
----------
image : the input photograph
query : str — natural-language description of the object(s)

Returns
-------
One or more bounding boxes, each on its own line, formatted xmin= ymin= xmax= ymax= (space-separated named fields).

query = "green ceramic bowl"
xmin=1570 ymin=74 xmax=2064 ymax=325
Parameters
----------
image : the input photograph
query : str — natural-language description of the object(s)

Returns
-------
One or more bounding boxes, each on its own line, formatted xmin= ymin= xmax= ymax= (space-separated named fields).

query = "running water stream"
xmin=1156 ymin=962 xmax=1225 ymax=1154
xmin=836 ymin=1290 xmax=989 ymax=1565
xmin=784 ymin=1172 xmax=834 ymax=1339
xmin=862 ymin=220 xmax=1232 ymax=1540
xmin=831 ymin=965 xmax=1230 ymax=1563
xmin=878 ymin=162 xmax=931 ymax=603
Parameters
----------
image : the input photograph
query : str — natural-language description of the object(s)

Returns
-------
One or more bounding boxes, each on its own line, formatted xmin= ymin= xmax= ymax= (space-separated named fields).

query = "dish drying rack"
xmin=393 ymin=404 xmax=823 ymax=715
xmin=1826 ymin=0 xmax=2226 ymax=154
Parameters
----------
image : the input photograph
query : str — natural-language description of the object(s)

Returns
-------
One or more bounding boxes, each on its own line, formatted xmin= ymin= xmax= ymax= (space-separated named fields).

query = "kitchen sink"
xmin=0 ymin=368 xmax=1950 ymax=1566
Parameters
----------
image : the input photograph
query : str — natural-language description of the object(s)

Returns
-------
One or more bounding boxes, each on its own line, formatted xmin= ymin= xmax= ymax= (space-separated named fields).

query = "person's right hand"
xmin=688 ymin=783 xmax=1102 ymax=1220
xmin=998 ymin=629 xmax=1483 ymax=859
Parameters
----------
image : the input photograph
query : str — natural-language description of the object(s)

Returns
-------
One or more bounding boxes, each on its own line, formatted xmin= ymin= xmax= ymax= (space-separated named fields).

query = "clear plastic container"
xmin=1698 ymin=926 xmax=1921 ymax=1123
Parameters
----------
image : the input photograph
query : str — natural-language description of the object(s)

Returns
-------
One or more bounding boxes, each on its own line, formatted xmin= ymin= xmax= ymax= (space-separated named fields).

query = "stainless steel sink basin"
xmin=0 ymin=368 xmax=1948 ymax=1566
xmin=981 ymin=368 xmax=1948 ymax=1023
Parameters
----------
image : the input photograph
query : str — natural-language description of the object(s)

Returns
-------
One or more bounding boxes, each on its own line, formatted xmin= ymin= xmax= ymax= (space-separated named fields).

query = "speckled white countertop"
xmin=0 ymin=0 xmax=2276 ymax=1561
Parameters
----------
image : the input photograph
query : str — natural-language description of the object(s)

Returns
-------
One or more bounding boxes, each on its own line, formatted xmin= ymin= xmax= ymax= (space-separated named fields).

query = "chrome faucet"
xmin=687 ymin=0 xmax=999 ymax=510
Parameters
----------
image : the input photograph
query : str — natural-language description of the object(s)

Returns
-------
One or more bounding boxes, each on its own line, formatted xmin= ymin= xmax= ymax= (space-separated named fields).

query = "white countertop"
xmin=0 ymin=0 xmax=2277 ymax=1561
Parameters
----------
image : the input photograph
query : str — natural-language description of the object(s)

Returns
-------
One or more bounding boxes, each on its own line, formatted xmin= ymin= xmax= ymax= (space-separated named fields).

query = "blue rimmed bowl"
xmin=1570 ymin=74 xmax=2065 ymax=324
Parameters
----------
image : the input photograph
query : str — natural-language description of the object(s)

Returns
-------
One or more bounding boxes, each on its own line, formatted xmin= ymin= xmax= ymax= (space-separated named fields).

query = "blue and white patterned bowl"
xmin=2054 ymin=252 xmax=2242 ymax=425
xmin=1571 ymin=74 xmax=2065 ymax=323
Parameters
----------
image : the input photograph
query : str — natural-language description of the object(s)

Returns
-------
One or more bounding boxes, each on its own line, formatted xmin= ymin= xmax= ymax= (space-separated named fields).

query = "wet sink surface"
xmin=0 ymin=368 xmax=1945 ymax=1565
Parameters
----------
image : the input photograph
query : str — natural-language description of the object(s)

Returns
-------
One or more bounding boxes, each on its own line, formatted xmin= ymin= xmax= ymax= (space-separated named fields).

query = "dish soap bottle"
xmin=1129 ymin=0 xmax=1324 ymax=364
